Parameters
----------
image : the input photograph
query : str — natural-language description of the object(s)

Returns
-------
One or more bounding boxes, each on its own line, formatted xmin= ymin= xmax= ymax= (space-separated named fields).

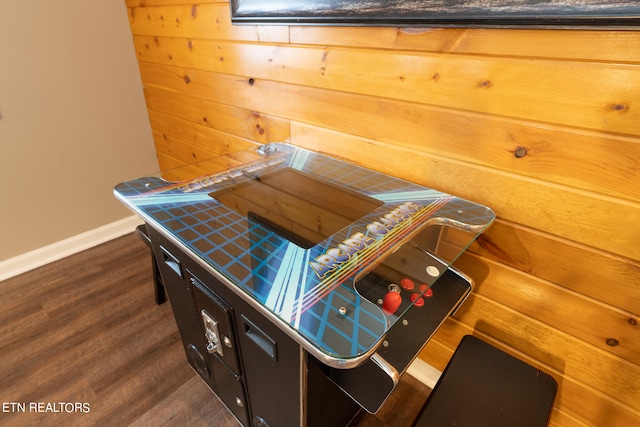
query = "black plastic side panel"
xmin=306 ymin=355 xmax=362 ymax=427
xmin=327 ymin=357 xmax=396 ymax=414
xmin=237 ymin=309 xmax=301 ymax=427
xmin=148 ymin=229 xmax=202 ymax=364
xmin=148 ymin=226 xmax=249 ymax=425
xmin=147 ymin=225 xmax=304 ymax=427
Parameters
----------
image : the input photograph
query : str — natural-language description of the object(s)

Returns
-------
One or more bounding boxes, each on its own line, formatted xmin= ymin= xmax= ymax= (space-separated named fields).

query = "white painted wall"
xmin=0 ymin=0 xmax=158 ymax=262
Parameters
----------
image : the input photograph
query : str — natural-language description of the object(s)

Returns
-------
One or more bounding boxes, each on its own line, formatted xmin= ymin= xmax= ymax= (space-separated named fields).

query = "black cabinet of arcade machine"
xmin=148 ymin=225 xmax=361 ymax=427
xmin=115 ymin=144 xmax=495 ymax=427
xmin=154 ymin=236 xmax=250 ymax=426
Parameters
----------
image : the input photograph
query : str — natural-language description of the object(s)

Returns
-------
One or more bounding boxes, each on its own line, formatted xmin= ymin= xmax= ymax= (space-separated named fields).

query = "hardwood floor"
xmin=0 ymin=233 xmax=430 ymax=426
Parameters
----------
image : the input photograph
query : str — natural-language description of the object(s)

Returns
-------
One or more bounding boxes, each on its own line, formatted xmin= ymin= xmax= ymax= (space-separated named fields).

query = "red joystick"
xmin=382 ymin=291 xmax=402 ymax=315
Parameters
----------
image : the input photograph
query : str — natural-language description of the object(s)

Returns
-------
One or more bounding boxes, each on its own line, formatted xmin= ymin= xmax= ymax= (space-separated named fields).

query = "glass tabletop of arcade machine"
xmin=114 ymin=143 xmax=495 ymax=368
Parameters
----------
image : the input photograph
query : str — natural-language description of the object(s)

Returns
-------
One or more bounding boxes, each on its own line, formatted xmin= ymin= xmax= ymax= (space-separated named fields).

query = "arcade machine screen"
xmin=210 ymin=167 xmax=384 ymax=249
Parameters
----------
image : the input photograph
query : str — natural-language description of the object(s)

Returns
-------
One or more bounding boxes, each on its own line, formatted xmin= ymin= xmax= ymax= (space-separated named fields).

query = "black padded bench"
xmin=414 ymin=335 xmax=557 ymax=427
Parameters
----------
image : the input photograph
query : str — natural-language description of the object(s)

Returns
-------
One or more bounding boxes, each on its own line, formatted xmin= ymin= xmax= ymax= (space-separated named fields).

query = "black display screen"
xmin=210 ymin=168 xmax=383 ymax=248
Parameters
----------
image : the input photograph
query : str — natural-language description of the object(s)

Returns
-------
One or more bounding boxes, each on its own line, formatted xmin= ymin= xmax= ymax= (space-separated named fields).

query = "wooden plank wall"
xmin=124 ymin=1 xmax=640 ymax=425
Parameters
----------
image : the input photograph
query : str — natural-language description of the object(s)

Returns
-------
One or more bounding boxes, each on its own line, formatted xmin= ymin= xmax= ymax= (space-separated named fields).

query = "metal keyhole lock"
xmin=201 ymin=309 xmax=224 ymax=357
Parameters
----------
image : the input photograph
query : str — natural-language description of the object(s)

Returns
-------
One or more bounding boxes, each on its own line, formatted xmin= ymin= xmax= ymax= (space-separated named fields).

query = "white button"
xmin=426 ymin=265 xmax=440 ymax=277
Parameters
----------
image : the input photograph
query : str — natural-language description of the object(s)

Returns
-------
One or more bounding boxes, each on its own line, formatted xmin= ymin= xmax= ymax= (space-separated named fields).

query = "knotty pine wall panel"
xmin=139 ymin=62 xmax=640 ymax=205
xmin=124 ymin=1 xmax=640 ymax=425
xmin=290 ymin=26 xmax=640 ymax=63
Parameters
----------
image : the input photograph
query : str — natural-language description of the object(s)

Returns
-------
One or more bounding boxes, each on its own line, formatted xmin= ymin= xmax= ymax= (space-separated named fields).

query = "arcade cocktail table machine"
xmin=114 ymin=143 xmax=495 ymax=426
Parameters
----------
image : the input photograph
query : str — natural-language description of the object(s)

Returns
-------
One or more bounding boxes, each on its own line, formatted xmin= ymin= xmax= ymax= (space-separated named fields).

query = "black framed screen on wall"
xmin=230 ymin=0 xmax=640 ymax=28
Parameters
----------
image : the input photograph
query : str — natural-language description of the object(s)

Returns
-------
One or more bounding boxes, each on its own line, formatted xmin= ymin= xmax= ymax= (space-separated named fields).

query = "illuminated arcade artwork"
xmin=114 ymin=143 xmax=495 ymax=364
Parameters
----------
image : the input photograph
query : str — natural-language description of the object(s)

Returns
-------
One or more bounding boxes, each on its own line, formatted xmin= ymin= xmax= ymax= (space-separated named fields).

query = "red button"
xmin=410 ymin=293 xmax=424 ymax=307
xmin=401 ymin=278 xmax=415 ymax=290
xmin=420 ymin=284 xmax=433 ymax=298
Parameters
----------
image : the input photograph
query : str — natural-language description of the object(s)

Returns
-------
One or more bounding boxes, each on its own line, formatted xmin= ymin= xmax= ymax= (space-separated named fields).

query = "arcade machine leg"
xmin=135 ymin=224 xmax=167 ymax=305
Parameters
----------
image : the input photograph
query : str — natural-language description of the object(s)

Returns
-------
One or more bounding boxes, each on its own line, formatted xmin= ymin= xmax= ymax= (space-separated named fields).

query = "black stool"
xmin=135 ymin=224 xmax=167 ymax=305
xmin=414 ymin=335 xmax=557 ymax=427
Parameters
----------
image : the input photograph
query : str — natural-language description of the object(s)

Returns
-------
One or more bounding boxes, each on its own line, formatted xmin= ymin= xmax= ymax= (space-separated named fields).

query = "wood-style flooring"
xmin=0 ymin=233 xmax=430 ymax=426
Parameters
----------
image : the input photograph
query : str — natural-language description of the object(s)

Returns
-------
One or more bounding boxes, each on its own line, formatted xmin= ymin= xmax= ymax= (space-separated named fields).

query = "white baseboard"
xmin=0 ymin=216 xmax=142 ymax=282
xmin=407 ymin=358 xmax=442 ymax=389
